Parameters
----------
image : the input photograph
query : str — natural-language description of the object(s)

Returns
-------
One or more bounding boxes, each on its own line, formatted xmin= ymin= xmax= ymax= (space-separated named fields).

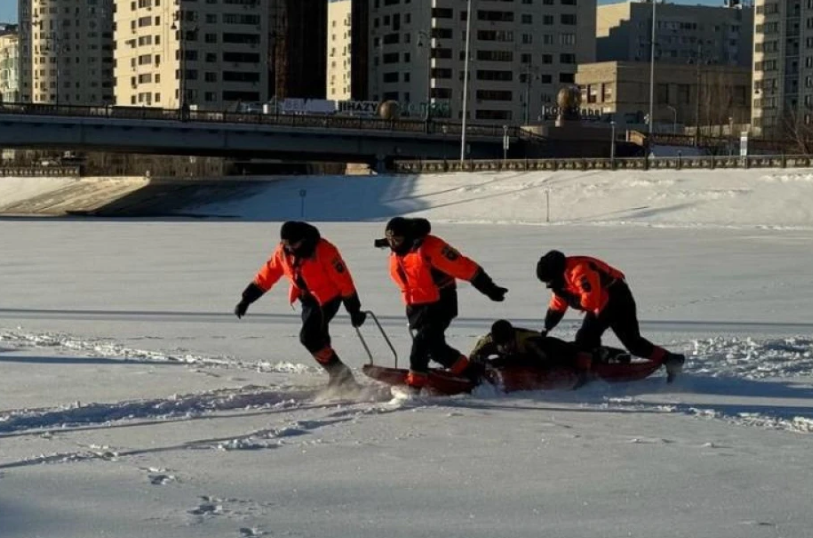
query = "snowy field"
xmin=2 ymin=168 xmax=813 ymax=538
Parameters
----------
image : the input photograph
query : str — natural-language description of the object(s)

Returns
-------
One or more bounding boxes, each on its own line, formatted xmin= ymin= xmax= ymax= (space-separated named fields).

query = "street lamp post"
xmin=693 ymin=44 xmax=705 ymax=147
xmin=521 ymin=63 xmax=538 ymax=126
xmin=43 ymin=32 xmax=63 ymax=107
xmin=648 ymin=0 xmax=656 ymax=139
xmin=667 ymin=105 xmax=677 ymax=134
xmin=502 ymin=124 xmax=509 ymax=162
xmin=460 ymin=0 xmax=473 ymax=162
xmin=442 ymin=124 xmax=449 ymax=161
xmin=610 ymin=120 xmax=616 ymax=162
xmin=171 ymin=14 xmax=197 ymax=119
xmin=418 ymin=30 xmax=432 ymax=123
xmin=171 ymin=15 xmax=185 ymax=115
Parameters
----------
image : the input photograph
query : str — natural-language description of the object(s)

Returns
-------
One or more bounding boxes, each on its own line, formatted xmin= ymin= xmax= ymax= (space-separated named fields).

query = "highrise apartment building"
xmin=596 ymin=0 xmax=753 ymax=68
xmin=327 ymin=0 xmax=352 ymax=101
xmin=114 ymin=0 xmax=275 ymax=110
xmin=325 ymin=0 xmax=370 ymax=101
xmin=114 ymin=0 xmax=326 ymax=110
xmin=17 ymin=0 xmax=114 ymax=105
xmin=274 ymin=0 xmax=327 ymax=99
xmin=751 ymin=0 xmax=813 ymax=136
xmin=0 ymin=25 xmax=20 ymax=103
xmin=367 ymin=0 xmax=596 ymax=124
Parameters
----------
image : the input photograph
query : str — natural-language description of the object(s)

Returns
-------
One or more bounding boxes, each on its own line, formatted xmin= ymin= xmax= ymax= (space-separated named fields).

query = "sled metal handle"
xmin=354 ymin=310 xmax=399 ymax=368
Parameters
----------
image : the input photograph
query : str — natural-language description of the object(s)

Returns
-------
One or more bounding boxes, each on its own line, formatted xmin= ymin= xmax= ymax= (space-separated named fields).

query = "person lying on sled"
xmin=469 ymin=319 xmax=596 ymax=374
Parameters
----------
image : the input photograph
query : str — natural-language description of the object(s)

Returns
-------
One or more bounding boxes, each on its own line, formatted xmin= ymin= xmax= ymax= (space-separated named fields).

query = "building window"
xmin=475 ymin=109 xmax=512 ymax=120
xmin=656 ymin=83 xmax=670 ymax=104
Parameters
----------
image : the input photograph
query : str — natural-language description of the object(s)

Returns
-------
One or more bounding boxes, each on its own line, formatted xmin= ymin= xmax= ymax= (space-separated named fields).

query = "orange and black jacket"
xmin=240 ymin=230 xmax=360 ymax=315
xmin=389 ymin=234 xmax=494 ymax=306
xmin=252 ymin=239 xmax=357 ymax=305
xmin=544 ymin=256 xmax=626 ymax=328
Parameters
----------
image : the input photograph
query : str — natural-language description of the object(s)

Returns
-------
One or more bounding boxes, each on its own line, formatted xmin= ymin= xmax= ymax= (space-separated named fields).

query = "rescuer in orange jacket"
xmin=379 ymin=217 xmax=508 ymax=392
xmin=233 ymin=221 xmax=367 ymax=389
xmin=535 ymin=250 xmax=685 ymax=383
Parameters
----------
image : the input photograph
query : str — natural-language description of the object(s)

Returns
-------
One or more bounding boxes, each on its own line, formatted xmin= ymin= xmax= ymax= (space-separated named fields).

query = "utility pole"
xmin=694 ymin=43 xmax=702 ymax=146
xmin=418 ymin=30 xmax=432 ymax=122
xmin=648 ymin=0 xmax=656 ymax=138
xmin=171 ymin=13 xmax=185 ymax=113
xmin=460 ymin=0 xmax=473 ymax=162
xmin=522 ymin=62 xmax=536 ymax=125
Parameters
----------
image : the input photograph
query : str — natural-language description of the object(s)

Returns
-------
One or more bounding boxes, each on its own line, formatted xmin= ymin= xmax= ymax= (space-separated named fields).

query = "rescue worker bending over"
xmin=234 ymin=221 xmax=367 ymax=389
xmin=379 ymin=217 xmax=508 ymax=393
xmin=535 ymin=250 xmax=685 ymax=383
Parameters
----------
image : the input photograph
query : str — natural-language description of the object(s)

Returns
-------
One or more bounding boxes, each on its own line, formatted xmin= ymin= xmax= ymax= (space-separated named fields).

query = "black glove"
xmin=343 ymin=293 xmax=367 ymax=328
xmin=543 ymin=308 xmax=564 ymax=333
xmin=486 ymin=286 xmax=508 ymax=302
xmin=471 ymin=269 xmax=508 ymax=302
xmin=234 ymin=282 xmax=264 ymax=319
xmin=234 ymin=300 xmax=249 ymax=319
xmin=350 ymin=311 xmax=367 ymax=328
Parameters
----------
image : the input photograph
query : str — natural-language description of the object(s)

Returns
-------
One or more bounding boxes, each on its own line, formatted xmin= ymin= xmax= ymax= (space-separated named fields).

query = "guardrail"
xmin=0 ymin=102 xmax=521 ymax=140
xmin=394 ymin=154 xmax=813 ymax=174
xmin=0 ymin=166 xmax=81 ymax=177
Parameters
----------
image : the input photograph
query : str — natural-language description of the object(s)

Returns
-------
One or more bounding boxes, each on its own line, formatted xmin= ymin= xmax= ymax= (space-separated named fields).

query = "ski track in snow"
xmin=2 ymin=328 xmax=813 ymax=450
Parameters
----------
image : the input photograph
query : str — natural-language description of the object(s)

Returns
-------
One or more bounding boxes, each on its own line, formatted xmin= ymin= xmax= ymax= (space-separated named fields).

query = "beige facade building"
xmin=576 ymin=61 xmax=751 ymax=129
xmin=751 ymin=0 xmax=813 ymax=136
xmin=114 ymin=0 xmax=327 ymax=110
xmin=114 ymin=0 xmax=276 ymax=110
xmin=367 ymin=0 xmax=596 ymax=124
xmin=597 ymin=1 xmax=753 ymax=68
xmin=17 ymin=0 xmax=114 ymax=105
xmin=0 ymin=26 xmax=20 ymax=103
xmin=327 ymin=0 xmax=351 ymax=101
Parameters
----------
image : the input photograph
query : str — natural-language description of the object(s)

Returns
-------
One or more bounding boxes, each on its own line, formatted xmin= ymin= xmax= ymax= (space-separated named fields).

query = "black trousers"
xmin=299 ymin=295 xmax=342 ymax=354
xmin=575 ymin=280 xmax=658 ymax=359
xmin=407 ymin=287 xmax=462 ymax=373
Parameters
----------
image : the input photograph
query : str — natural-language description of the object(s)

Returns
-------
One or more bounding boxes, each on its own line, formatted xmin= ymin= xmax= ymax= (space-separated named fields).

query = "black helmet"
xmin=536 ymin=250 xmax=566 ymax=284
xmin=490 ymin=319 xmax=515 ymax=345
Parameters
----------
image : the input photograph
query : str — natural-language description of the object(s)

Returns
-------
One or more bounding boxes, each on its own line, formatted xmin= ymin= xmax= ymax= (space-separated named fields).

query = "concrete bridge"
xmin=0 ymin=104 xmax=532 ymax=169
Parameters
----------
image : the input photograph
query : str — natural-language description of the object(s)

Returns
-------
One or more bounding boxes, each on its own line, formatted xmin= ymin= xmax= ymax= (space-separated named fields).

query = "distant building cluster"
xmin=0 ymin=0 xmax=797 ymax=137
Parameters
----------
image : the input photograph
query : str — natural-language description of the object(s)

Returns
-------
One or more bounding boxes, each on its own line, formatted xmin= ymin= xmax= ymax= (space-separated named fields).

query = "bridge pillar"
xmin=374 ymin=154 xmax=388 ymax=174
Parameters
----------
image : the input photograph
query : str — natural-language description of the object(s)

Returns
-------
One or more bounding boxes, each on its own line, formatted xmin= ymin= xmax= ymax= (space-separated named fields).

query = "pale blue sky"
xmin=0 ymin=0 xmax=731 ymax=25
xmin=1 ymin=3 xmax=17 ymax=24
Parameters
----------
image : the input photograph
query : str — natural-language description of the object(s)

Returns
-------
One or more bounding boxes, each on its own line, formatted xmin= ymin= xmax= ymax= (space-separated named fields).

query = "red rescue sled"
xmin=355 ymin=312 xmax=662 ymax=396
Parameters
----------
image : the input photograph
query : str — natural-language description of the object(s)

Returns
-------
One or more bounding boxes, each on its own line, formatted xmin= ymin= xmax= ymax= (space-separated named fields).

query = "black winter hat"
xmin=536 ymin=250 xmax=566 ymax=283
xmin=385 ymin=217 xmax=411 ymax=238
xmin=280 ymin=221 xmax=309 ymax=242
xmin=490 ymin=319 xmax=515 ymax=345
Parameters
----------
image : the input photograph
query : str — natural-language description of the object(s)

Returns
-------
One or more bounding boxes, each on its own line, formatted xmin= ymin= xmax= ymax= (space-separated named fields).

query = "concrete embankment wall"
xmin=0 ymin=176 xmax=271 ymax=217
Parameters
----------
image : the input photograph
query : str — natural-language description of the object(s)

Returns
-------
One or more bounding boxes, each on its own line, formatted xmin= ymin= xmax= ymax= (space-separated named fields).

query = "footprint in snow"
xmin=148 ymin=473 xmax=176 ymax=485
xmin=239 ymin=528 xmax=266 ymax=537
xmin=189 ymin=497 xmax=224 ymax=516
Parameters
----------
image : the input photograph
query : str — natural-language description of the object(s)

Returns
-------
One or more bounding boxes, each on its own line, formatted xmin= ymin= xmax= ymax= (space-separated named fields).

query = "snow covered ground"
xmin=2 ymin=168 xmax=813 ymax=538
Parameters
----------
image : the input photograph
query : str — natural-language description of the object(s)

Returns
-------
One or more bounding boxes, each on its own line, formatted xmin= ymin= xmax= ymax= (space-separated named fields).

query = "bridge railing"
xmin=394 ymin=154 xmax=812 ymax=173
xmin=0 ymin=102 xmax=522 ymax=139
xmin=0 ymin=166 xmax=81 ymax=177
